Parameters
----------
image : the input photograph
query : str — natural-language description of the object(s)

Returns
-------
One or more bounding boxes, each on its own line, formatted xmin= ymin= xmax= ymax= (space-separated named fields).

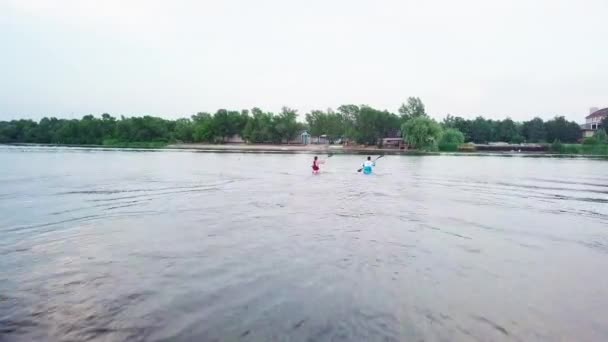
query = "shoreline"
xmin=2 ymin=143 xmax=608 ymax=159
xmin=166 ymin=143 xmax=405 ymax=154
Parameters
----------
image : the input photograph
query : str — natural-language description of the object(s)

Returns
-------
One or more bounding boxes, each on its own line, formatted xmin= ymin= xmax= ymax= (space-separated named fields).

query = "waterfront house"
xmin=381 ymin=137 xmax=406 ymax=149
xmin=380 ymin=129 xmax=405 ymax=149
xmin=581 ymin=107 xmax=607 ymax=138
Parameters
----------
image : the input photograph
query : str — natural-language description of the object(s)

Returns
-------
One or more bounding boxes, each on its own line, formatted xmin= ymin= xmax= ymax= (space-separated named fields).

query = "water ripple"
xmin=2 ymin=149 xmax=608 ymax=341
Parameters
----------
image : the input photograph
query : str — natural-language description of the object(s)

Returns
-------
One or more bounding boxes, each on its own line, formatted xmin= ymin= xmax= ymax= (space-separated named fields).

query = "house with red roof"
xmin=580 ymin=107 xmax=608 ymax=138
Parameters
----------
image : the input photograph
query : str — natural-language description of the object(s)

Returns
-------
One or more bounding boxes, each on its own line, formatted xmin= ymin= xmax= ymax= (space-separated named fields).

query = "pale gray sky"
xmin=1 ymin=0 xmax=606 ymax=122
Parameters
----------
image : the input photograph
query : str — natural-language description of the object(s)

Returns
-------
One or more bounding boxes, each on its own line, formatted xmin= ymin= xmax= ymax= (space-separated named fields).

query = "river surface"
xmin=1 ymin=146 xmax=607 ymax=342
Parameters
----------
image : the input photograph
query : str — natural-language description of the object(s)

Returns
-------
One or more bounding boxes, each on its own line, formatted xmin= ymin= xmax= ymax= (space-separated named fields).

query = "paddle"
xmin=357 ymin=155 xmax=384 ymax=172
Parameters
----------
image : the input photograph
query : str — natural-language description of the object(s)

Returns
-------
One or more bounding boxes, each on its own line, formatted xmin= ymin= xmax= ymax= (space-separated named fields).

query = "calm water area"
xmin=1 ymin=146 xmax=607 ymax=341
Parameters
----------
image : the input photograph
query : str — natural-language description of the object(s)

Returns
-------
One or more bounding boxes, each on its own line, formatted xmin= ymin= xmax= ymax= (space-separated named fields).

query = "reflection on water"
xmin=1 ymin=146 xmax=608 ymax=341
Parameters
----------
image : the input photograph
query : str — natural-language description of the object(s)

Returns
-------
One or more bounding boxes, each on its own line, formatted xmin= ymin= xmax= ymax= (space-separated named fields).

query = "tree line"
xmin=0 ymin=98 xmax=599 ymax=149
xmin=0 ymin=108 xmax=304 ymax=146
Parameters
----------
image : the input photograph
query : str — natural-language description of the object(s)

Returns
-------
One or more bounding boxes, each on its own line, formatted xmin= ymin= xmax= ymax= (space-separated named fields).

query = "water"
xmin=1 ymin=146 xmax=607 ymax=342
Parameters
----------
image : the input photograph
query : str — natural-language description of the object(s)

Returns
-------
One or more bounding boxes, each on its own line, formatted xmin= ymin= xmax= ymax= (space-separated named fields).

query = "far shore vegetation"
xmin=2 ymin=98 xmax=607 ymax=155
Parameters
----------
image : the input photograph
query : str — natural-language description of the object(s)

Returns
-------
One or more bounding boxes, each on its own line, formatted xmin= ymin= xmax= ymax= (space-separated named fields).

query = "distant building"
xmin=381 ymin=137 xmax=405 ymax=149
xmin=225 ymin=134 xmax=245 ymax=143
xmin=581 ymin=107 xmax=608 ymax=138
xmin=300 ymin=131 xmax=311 ymax=145
xmin=378 ymin=129 xmax=405 ymax=148
xmin=312 ymin=135 xmax=330 ymax=144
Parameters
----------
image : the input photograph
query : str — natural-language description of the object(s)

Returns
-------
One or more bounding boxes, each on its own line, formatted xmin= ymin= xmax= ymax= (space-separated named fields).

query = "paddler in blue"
xmin=361 ymin=156 xmax=375 ymax=175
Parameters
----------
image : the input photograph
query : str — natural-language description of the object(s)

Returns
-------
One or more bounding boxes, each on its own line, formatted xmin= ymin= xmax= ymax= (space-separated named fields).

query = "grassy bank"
xmin=553 ymin=144 xmax=608 ymax=155
xmin=438 ymin=143 xmax=460 ymax=152
xmin=438 ymin=142 xmax=608 ymax=156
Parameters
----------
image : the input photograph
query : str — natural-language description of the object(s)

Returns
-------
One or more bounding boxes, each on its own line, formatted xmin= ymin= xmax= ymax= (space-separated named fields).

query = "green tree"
xmin=442 ymin=114 xmax=458 ymax=128
xmin=440 ymin=128 xmax=465 ymax=145
xmin=594 ymin=129 xmax=607 ymax=144
xmin=496 ymin=118 xmax=520 ymax=143
xmin=212 ymin=109 xmax=243 ymax=142
xmin=352 ymin=107 xmax=378 ymax=145
xmin=469 ymin=117 xmax=492 ymax=143
xmin=545 ymin=116 xmax=581 ymax=143
xmin=274 ymin=107 xmax=299 ymax=143
xmin=55 ymin=120 xmax=80 ymax=144
xmin=242 ymin=108 xmax=275 ymax=143
xmin=100 ymin=114 xmax=117 ymax=139
xmin=79 ymin=115 xmax=104 ymax=144
xmin=438 ymin=128 xmax=465 ymax=152
xmin=305 ymin=110 xmax=326 ymax=137
xmin=402 ymin=116 xmax=443 ymax=150
xmin=115 ymin=116 xmax=171 ymax=142
xmin=192 ymin=112 xmax=214 ymax=142
xmin=34 ymin=117 xmax=57 ymax=143
xmin=353 ymin=106 xmax=399 ymax=145
xmin=337 ymin=104 xmax=359 ymax=122
xmin=0 ymin=121 xmax=18 ymax=143
xmin=305 ymin=109 xmax=346 ymax=142
xmin=522 ymin=117 xmax=546 ymax=143
xmin=336 ymin=105 xmax=359 ymax=140
xmin=174 ymin=118 xmax=194 ymax=142
xmin=443 ymin=115 xmax=472 ymax=142
xmin=236 ymin=110 xmax=250 ymax=135
xmin=399 ymin=97 xmax=426 ymax=122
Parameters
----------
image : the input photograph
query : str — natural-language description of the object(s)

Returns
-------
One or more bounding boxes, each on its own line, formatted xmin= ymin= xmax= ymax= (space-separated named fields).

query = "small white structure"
xmin=224 ymin=134 xmax=245 ymax=143
xmin=300 ymin=131 xmax=311 ymax=145
xmin=313 ymin=135 xmax=329 ymax=144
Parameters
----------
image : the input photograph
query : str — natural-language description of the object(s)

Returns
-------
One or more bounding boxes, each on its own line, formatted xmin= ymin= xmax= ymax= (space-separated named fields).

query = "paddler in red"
xmin=312 ymin=156 xmax=320 ymax=174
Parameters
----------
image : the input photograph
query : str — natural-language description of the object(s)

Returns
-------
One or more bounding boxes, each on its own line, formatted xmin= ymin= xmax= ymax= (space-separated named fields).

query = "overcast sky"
xmin=1 ymin=0 xmax=606 ymax=122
